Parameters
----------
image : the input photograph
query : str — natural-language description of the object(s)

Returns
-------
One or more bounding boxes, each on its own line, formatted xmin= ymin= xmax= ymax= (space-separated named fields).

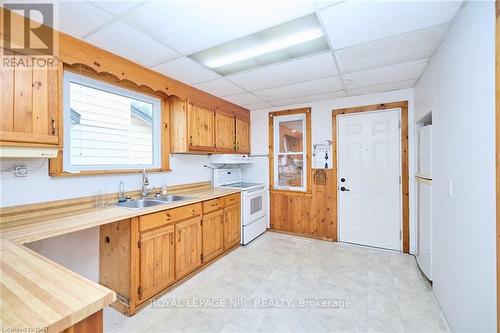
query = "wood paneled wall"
xmin=270 ymin=169 xmax=336 ymax=241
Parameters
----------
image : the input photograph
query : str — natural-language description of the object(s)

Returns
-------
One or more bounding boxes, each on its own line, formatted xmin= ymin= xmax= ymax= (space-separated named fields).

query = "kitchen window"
xmin=62 ymin=71 xmax=161 ymax=172
xmin=272 ymin=112 xmax=308 ymax=192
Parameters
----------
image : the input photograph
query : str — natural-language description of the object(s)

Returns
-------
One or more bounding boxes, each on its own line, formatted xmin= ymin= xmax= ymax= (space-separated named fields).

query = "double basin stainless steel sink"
xmin=117 ymin=195 xmax=192 ymax=209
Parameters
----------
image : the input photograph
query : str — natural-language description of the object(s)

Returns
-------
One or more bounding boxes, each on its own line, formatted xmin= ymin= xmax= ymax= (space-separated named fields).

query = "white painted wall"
xmin=414 ymin=2 xmax=496 ymax=331
xmin=242 ymin=88 xmax=417 ymax=253
xmin=0 ymin=154 xmax=211 ymax=207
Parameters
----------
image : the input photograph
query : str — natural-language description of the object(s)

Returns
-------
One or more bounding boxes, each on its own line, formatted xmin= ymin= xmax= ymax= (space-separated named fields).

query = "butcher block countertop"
xmin=0 ymin=185 xmax=240 ymax=333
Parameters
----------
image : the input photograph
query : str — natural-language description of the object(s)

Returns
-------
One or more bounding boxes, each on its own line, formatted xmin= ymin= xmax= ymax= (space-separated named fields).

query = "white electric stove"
xmin=213 ymin=168 xmax=268 ymax=245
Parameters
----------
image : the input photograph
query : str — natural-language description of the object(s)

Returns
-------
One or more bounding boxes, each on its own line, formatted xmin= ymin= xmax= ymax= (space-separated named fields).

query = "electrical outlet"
xmin=14 ymin=166 xmax=28 ymax=177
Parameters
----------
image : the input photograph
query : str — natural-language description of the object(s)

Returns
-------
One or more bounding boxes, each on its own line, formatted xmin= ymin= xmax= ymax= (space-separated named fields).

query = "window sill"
xmin=49 ymin=168 xmax=170 ymax=177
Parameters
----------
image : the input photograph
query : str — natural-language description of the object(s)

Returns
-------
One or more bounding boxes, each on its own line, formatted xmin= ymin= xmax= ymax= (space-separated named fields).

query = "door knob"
xmin=340 ymin=186 xmax=350 ymax=192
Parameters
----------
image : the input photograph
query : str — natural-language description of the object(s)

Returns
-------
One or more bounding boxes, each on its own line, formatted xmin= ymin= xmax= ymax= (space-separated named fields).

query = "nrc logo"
xmin=3 ymin=3 xmax=54 ymax=55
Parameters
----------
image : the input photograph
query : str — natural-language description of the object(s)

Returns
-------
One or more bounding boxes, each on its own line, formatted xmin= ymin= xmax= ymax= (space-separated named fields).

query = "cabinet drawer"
xmin=139 ymin=203 xmax=202 ymax=232
xmin=203 ymin=198 xmax=224 ymax=214
xmin=224 ymin=193 xmax=240 ymax=207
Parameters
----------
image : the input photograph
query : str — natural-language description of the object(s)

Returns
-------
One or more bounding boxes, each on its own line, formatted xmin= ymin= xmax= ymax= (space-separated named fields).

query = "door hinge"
xmin=138 ymin=240 xmax=141 ymax=249
xmin=200 ymin=253 xmax=203 ymax=260
xmin=138 ymin=287 xmax=141 ymax=296
xmin=398 ymin=120 xmax=401 ymax=129
xmin=200 ymin=220 xmax=203 ymax=226
xmin=399 ymin=176 xmax=402 ymax=184
xmin=399 ymin=230 xmax=402 ymax=240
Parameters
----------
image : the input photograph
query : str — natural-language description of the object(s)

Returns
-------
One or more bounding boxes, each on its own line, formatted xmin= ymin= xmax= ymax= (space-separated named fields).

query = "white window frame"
xmin=63 ymin=71 xmax=161 ymax=172
xmin=273 ymin=113 xmax=307 ymax=192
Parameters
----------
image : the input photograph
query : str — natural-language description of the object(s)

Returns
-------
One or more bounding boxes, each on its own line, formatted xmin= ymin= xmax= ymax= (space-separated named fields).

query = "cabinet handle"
xmin=51 ymin=119 xmax=56 ymax=135
xmin=189 ymin=135 xmax=193 ymax=146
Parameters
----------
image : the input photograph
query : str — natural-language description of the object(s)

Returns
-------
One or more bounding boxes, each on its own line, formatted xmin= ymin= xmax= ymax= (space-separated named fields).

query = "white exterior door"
xmin=337 ymin=109 xmax=402 ymax=251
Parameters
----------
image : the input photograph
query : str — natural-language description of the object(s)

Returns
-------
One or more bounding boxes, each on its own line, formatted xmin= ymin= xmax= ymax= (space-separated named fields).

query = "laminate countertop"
xmin=0 ymin=186 xmax=240 ymax=333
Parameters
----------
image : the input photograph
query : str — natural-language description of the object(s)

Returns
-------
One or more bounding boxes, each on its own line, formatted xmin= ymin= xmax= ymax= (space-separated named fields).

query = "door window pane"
xmin=279 ymin=119 xmax=303 ymax=153
xmin=277 ymin=154 xmax=304 ymax=188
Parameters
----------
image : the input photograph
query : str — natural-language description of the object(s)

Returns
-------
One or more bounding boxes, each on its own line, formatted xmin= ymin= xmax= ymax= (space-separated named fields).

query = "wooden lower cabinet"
xmin=62 ymin=309 xmax=103 ymax=333
xmin=175 ymin=217 xmax=203 ymax=279
xmin=202 ymin=209 xmax=224 ymax=263
xmin=99 ymin=193 xmax=241 ymax=316
xmin=138 ymin=225 xmax=175 ymax=302
xmin=224 ymin=204 xmax=241 ymax=250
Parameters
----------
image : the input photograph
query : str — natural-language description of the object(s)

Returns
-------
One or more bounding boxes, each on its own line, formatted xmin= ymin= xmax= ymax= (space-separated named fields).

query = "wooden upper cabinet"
xmin=0 ymin=51 xmax=59 ymax=146
xmin=188 ymin=101 xmax=215 ymax=151
xmin=175 ymin=216 xmax=203 ymax=279
xmin=235 ymin=118 xmax=250 ymax=153
xmin=138 ymin=225 xmax=175 ymax=301
xmin=202 ymin=209 xmax=224 ymax=263
xmin=170 ymin=96 xmax=214 ymax=153
xmin=215 ymin=112 xmax=235 ymax=152
xmin=170 ymin=95 xmax=250 ymax=154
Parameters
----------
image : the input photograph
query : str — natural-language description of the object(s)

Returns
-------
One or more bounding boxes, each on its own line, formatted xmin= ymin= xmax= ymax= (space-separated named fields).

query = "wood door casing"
xmin=188 ymin=101 xmax=214 ymax=151
xmin=0 ymin=51 xmax=59 ymax=145
xmin=202 ymin=209 xmax=224 ymax=263
xmin=235 ymin=118 xmax=250 ymax=153
xmin=215 ymin=112 xmax=235 ymax=152
xmin=138 ymin=225 xmax=175 ymax=301
xmin=223 ymin=204 xmax=241 ymax=250
xmin=175 ymin=217 xmax=203 ymax=279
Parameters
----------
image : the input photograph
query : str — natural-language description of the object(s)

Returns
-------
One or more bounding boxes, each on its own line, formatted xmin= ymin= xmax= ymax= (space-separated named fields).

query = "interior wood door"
xmin=202 ymin=209 xmax=224 ymax=263
xmin=337 ymin=109 xmax=401 ymax=251
xmin=175 ymin=217 xmax=203 ymax=279
xmin=138 ymin=225 xmax=175 ymax=301
xmin=223 ymin=204 xmax=241 ymax=250
xmin=235 ymin=118 xmax=250 ymax=153
xmin=0 ymin=51 xmax=59 ymax=145
xmin=215 ymin=113 xmax=235 ymax=152
xmin=187 ymin=101 xmax=214 ymax=151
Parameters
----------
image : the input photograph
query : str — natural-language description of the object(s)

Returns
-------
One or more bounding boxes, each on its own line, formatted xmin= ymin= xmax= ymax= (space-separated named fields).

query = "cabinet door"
xmin=138 ymin=225 xmax=175 ymax=301
xmin=224 ymin=204 xmax=241 ymax=250
xmin=0 ymin=51 xmax=59 ymax=145
xmin=235 ymin=118 xmax=250 ymax=153
xmin=202 ymin=209 xmax=224 ymax=263
xmin=175 ymin=217 xmax=203 ymax=279
xmin=187 ymin=101 xmax=214 ymax=151
xmin=215 ymin=112 xmax=235 ymax=152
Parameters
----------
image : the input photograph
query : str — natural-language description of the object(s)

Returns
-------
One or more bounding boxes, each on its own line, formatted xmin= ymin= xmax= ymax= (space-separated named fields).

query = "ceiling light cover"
xmin=190 ymin=14 xmax=329 ymax=75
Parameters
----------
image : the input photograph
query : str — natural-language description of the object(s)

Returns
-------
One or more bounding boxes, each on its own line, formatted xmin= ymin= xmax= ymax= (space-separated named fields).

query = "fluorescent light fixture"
xmin=205 ymin=28 xmax=324 ymax=68
xmin=190 ymin=14 xmax=329 ymax=75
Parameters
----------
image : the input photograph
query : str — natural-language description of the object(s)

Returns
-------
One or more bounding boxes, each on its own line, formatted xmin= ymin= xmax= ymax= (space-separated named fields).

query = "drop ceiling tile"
xmin=346 ymin=79 xmax=416 ymax=96
xmin=59 ymin=1 xmax=114 ymax=38
xmin=336 ymin=24 xmax=447 ymax=74
xmin=270 ymin=90 xmax=346 ymax=107
xmin=319 ymin=0 xmax=461 ymax=49
xmin=223 ymin=93 xmax=262 ymax=106
xmin=244 ymin=102 xmax=272 ymax=110
xmin=314 ymin=0 xmax=343 ymax=10
xmin=85 ymin=20 xmax=179 ymax=68
xmin=123 ymin=1 xmax=316 ymax=54
xmin=90 ymin=1 xmax=142 ymax=16
xmin=194 ymin=78 xmax=245 ymax=97
xmin=253 ymin=76 xmax=343 ymax=101
xmin=152 ymin=57 xmax=220 ymax=85
xmin=343 ymin=59 xmax=427 ymax=89
xmin=226 ymin=52 xmax=338 ymax=91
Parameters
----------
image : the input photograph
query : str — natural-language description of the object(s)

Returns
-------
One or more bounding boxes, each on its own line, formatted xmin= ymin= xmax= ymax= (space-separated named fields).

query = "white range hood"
xmin=0 ymin=146 xmax=59 ymax=159
xmin=209 ymin=154 xmax=251 ymax=164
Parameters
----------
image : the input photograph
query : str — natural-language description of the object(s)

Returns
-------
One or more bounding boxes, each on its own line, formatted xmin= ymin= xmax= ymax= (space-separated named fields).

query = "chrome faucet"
xmin=141 ymin=169 xmax=154 ymax=197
